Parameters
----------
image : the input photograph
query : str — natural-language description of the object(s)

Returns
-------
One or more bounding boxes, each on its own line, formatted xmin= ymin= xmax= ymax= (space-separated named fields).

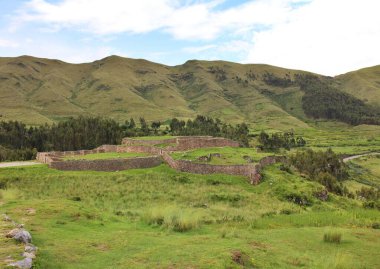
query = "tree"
xmin=151 ymin=121 xmax=161 ymax=134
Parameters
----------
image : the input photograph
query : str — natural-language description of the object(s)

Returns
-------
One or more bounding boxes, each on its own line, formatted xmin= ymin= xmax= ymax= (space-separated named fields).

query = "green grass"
xmin=324 ymin=230 xmax=342 ymax=244
xmin=0 ymin=162 xmax=379 ymax=268
xmin=171 ymin=147 xmax=273 ymax=165
xmin=63 ymin=152 xmax=149 ymax=160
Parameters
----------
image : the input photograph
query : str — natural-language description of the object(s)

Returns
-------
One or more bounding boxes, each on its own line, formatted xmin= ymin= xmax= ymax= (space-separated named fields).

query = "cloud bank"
xmin=5 ymin=0 xmax=380 ymax=75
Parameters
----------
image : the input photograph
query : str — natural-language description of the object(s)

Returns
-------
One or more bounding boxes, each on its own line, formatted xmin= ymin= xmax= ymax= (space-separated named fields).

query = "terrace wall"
xmin=169 ymin=137 xmax=240 ymax=151
xmin=122 ymin=138 xmax=177 ymax=146
xmin=49 ymin=156 xmax=162 ymax=171
xmin=122 ymin=136 xmax=240 ymax=151
xmin=117 ymin=145 xmax=162 ymax=155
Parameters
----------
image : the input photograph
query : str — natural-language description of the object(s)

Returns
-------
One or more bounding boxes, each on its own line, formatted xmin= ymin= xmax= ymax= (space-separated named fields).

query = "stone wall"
xmin=96 ymin=144 xmax=118 ymax=152
xmin=122 ymin=138 xmax=177 ymax=146
xmin=162 ymin=152 xmax=284 ymax=184
xmin=36 ymin=148 xmax=107 ymax=164
xmin=117 ymin=145 xmax=162 ymax=155
xmin=122 ymin=136 xmax=240 ymax=151
xmin=35 ymin=137 xmax=284 ymax=185
xmin=49 ymin=156 xmax=162 ymax=171
xmin=169 ymin=136 xmax=240 ymax=151
xmin=162 ymin=152 xmax=257 ymax=180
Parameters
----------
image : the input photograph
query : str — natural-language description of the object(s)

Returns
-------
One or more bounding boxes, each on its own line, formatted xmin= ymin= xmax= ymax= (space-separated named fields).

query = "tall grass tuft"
xmin=323 ymin=231 xmax=342 ymax=243
xmin=143 ymin=206 xmax=201 ymax=232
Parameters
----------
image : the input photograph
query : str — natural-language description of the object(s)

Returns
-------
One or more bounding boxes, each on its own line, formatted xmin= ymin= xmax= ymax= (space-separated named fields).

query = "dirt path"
xmin=0 ymin=161 xmax=41 ymax=168
xmin=343 ymin=152 xmax=380 ymax=163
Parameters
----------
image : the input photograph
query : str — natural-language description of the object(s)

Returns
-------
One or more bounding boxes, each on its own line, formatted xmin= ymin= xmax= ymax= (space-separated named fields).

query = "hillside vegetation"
xmin=1 ymin=55 xmax=379 ymax=129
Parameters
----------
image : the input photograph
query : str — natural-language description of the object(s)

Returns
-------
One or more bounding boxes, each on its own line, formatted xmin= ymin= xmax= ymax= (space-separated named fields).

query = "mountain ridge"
xmin=0 ymin=55 xmax=379 ymax=129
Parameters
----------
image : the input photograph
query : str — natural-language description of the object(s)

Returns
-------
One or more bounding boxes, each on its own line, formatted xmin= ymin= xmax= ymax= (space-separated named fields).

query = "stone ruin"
xmin=36 ymin=136 xmax=284 ymax=185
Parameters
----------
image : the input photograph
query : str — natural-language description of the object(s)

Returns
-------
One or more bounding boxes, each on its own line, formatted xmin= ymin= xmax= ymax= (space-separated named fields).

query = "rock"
xmin=22 ymin=252 xmax=36 ymax=259
xmin=210 ymin=153 xmax=222 ymax=158
xmin=2 ymin=214 xmax=11 ymax=221
xmin=24 ymin=244 xmax=37 ymax=254
xmin=25 ymin=208 xmax=36 ymax=216
xmin=250 ymin=173 xmax=261 ymax=185
xmin=314 ymin=189 xmax=329 ymax=201
xmin=13 ymin=230 xmax=32 ymax=243
xmin=8 ymin=258 xmax=33 ymax=269
xmin=243 ymin=155 xmax=253 ymax=163
xmin=16 ymin=223 xmax=25 ymax=228
xmin=197 ymin=155 xmax=210 ymax=162
xmin=6 ymin=228 xmax=22 ymax=238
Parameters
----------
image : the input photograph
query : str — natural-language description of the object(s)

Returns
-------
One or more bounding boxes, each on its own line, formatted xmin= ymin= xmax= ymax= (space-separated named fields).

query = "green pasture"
xmin=0 ymin=162 xmax=379 ymax=268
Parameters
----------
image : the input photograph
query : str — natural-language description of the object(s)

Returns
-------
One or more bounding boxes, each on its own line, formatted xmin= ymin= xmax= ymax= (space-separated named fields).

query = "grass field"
xmin=64 ymin=152 xmax=149 ymax=160
xmin=171 ymin=147 xmax=273 ymax=165
xmin=1 ymin=162 xmax=379 ymax=268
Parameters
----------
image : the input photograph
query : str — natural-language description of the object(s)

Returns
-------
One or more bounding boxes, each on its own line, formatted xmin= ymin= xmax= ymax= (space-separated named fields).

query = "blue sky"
xmin=0 ymin=0 xmax=379 ymax=75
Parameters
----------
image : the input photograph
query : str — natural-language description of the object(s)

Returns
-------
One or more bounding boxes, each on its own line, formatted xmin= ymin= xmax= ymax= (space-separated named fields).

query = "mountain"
xmin=0 ymin=55 xmax=379 ymax=129
xmin=336 ymin=65 xmax=380 ymax=105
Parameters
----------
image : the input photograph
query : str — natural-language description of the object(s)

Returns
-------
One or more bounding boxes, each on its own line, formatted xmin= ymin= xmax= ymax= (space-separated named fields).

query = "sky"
xmin=0 ymin=0 xmax=379 ymax=76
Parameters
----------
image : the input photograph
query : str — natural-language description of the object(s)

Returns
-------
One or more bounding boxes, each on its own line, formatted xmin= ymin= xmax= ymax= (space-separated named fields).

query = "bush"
xmin=363 ymin=200 xmax=380 ymax=210
xmin=323 ymin=231 xmax=342 ymax=243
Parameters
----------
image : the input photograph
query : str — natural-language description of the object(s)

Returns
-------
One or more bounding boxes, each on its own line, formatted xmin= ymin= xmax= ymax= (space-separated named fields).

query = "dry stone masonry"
xmin=36 ymin=136 xmax=284 ymax=184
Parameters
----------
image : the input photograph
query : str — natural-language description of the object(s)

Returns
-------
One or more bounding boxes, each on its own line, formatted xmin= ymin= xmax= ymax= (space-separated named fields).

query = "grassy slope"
xmin=336 ymin=65 xmax=380 ymax=105
xmin=1 ymin=56 xmax=379 ymax=129
xmin=0 ymin=164 xmax=379 ymax=268
xmin=0 ymin=55 xmax=318 ymax=129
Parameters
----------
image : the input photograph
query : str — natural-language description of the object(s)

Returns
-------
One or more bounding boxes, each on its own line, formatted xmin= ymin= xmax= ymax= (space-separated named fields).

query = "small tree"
xmin=151 ymin=121 xmax=161 ymax=134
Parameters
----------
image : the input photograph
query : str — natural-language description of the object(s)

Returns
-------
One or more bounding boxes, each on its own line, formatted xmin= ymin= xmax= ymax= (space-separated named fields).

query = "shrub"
xmin=363 ymin=200 xmax=380 ymax=210
xmin=323 ymin=231 xmax=342 ymax=244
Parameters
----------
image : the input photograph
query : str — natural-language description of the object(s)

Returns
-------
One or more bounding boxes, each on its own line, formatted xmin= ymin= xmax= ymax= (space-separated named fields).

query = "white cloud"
xmin=7 ymin=0 xmax=380 ymax=74
xmin=183 ymin=44 xmax=217 ymax=53
xmin=0 ymin=38 xmax=19 ymax=48
xmin=245 ymin=0 xmax=380 ymax=75
xmin=17 ymin=0 xmax=300 ymax=39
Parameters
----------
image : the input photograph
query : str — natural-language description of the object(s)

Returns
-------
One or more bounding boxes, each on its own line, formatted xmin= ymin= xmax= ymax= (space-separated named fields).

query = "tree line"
xmin=169 ymin=115 xmax=249 ymax=146
xmin=257 ymin=131 xmax=306 ymax=150
xmin=0 ymin=115 xmax=250 ymax=161
xmin=295 ymin=74 xmax=380 ymax=125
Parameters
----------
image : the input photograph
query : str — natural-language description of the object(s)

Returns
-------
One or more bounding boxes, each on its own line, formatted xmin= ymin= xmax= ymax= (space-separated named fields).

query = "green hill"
xmin=0 ymin=55 xmax=379 ymax=129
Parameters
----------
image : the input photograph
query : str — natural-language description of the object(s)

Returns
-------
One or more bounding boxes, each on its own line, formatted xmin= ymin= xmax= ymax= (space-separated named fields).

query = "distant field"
xmin=64 ymin=152 xmax=149 ymax=160
xmin=171 ymin=147 xmax=273 ymax=165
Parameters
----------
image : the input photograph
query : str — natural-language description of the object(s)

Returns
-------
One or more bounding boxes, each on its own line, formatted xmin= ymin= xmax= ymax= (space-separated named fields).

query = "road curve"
xmin=343 ymin=152 xmax=380 ymax=163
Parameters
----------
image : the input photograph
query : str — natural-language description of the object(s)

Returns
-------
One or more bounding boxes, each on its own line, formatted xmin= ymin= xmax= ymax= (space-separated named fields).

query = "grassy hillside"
xmin=1 ymin=55 xmax=379 ymax=129
xmin=336 ymin=65 xmax=380 ymax=105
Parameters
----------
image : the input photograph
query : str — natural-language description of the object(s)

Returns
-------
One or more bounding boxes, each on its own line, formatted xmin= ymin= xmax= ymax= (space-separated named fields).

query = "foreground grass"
xmin=0 ymin=164 xmax=379 ymax=268
xmin=64 ymin=152 xmax=149 ymax=161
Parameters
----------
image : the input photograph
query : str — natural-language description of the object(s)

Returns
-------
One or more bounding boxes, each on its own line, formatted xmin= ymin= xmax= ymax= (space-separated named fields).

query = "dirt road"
xmin=0 ymin=161 xmax=41 ymax=168
xmin=343 ymin=152 xmax=380 ymax=163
